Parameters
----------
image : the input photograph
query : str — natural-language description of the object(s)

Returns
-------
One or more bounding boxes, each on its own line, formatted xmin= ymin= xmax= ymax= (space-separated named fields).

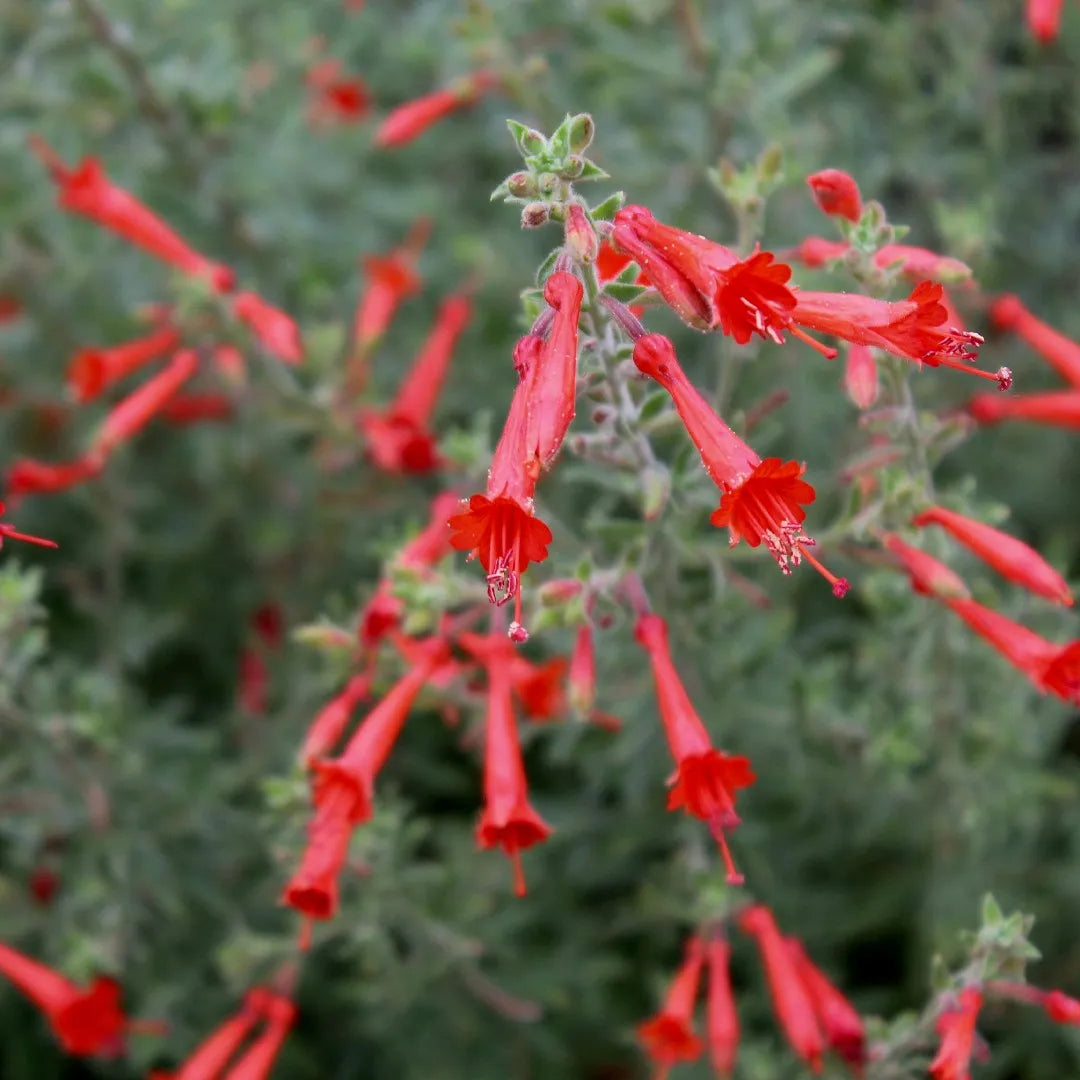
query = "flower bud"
xmin=564 ymin=203 xmax=598 ymax=263
xmin=521 ymin=202 xmax=549 ymax=229
xmin=843 ymin=344 xmax=879 ymax=409
xmin=519 ymin=127 xmax=546 ymax=155
xmin=806 ymin=169 xmax=863 ymax=223
xmin=537 ymin=172 xmax=559 ymax=196
xmin=560 ymin=155 xmax=585 ymax=179
xmin=567 ymin=113 xmax=595 ymax=153
xmin=507 ymin=171 xmax=538 ymax=198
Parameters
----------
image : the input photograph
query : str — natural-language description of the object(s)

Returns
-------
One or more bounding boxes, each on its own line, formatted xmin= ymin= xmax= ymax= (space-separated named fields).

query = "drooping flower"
xmin=231 ymin=293 xmax=303 ymax=365
xmin=567 ymin=623 xmax=595 ymax=718
xmin=882 ymin=532 xmax=971 ymax=600
xmin=806 ymin=169 xmax=862 ymax=222
xmin=0 ymin=942 xmax=132 ymax=1057
xmin=220 ymin=991 xmax=296 ymax=1080
xmin=349 ymin=220 xmax=431 ymax=388
xmin=299 ymin=673 xmax=373 ymax=767
xmin=156 ymin=988 xmax=266 ymax=1080
xmin=359 ymin=293 xmax=471 ymax=473
xmin=706 ymin=937 xmax=739 ymax=1078
xmin=929 ymin=987 xmax=983 ymax=1080
xmin=66 ymin=326 xmax=182 ymax=403
xmin=1042 ymin=989 xmax=1080 ymax=1025
xmin=29 ymin=137 xmax=233 ymax=292
xmin=968 ymin=388 xmax=1080 ymax=429
xmin=790 ymin=237 xmax=972 ymax=283
xmin=633 ymin=334 xmax=847 ymax=594
xmin=306 ymin=60 xmax=371 ymax=127
xmin=282 ymin=639 xmax=448 ymax=919
xmin=448 ymin=336 xmax=553 ymax=639
xmin=358 ymin=490 xmax=461 ymax=649
xmin=1027 ymin=0 xmax=1065 ymax=42
xmin=634 ymin=612 xmax=756 ymax=883
xmin=460 ymin=632 xmax=552 ymax=896
xmin=374 ymin=71 xmax=498 ymax=148
xmin=0 ymin=501 xmax=59 ymax=551
xmin=738 ymin=907 xmax=825 ymax=1073
xmin=90 ymin=348 xmax=200 ymax=459
xmin=791 ymin=282 xmax=1009 ymax=387
xmin=637 ymin=937 xmax=707 ymax=1080
xmin=5 ymin=456 xmax=103 ymax=498
xmin=509 ymin=655 xmax=568 ymax=721
xmin=990 ymin=294 xmax=1080 ymax=387
xmin=786 ymin=939 xmax=866 ymax=1069
xmin=843 ymin=343 xmax=879 ymax=409
xmin=912 ymin=504 xmax=1073 ymax=606
xmin=524 ymin=271 xmax=584 ymax=472
xmin=941 ymin=596 xmax=1080 ymax=705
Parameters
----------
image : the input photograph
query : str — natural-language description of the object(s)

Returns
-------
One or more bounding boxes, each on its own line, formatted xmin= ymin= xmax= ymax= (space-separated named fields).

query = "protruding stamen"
xmin=509 ymin=849 xmax=527 ymax=897
xmin=798 ymin=543 xmax=849 ymax=597
xmin=788 ymin=324 xmax=839 ymax=359
xmin=707 ymin=816 xmax=744 ymax=886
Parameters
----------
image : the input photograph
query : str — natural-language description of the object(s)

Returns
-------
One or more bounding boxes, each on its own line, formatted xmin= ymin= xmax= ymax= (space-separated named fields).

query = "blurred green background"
xmin=1 ymin=1 xmax=1079 ymax=1077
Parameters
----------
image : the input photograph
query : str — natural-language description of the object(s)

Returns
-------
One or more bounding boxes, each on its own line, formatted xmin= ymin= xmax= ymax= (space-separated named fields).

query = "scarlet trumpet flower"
xmin=448 ymin=336 xmax=553 ymax=640
xmin=706 ymin=937 xmax=739 ymax=1078
xmin=843 ymin=343 xmax=879 ymax=409
xmin=1027 ymin=0 xmax=1065 ymax=42
xmin=461 ymin=632 xmax=552 ymax=896
xmin=567 ymin=623 xmax=595 ymax=718
xmin=786 ymin=939 xmax=866 ymax=1069
xmin=509 ymin=654 xmax=568 ymax=721
xmin=282 ymin=638 xmax=448 ymax=919
xmin=791 ymin=237 xmax=972 ymax=283
xmin=0 ymin=942 xmax=133 ymax=1057
xmin=637 ymin=937 xmax=706 ymax=1080
xmin=5 ymin=456 xmax=103 ymax=498
xmin=220 ymin=992 xmax=295 ymax=1080
xmin=375 ymin=71 xmax=498 ymax=148
xmin=806 ymin=169 xmax=862 ymax=222
xmin=1043 ymin=989 xmax=1080 ymax=1025
xmin=633 ymin=334 xmax=847 ymax=594
xmin=635 ymin=612 xmax=756 ymax=883
xmin=912 ymin=504 xmax=1073 ymax=606
xmin=91 ymin=348 xmax=200 ymax=458
xmin=152 ymin=988 xmax=267 ymax=1079
xmin=359 ymin=293 xmax=472 ymax=473
xmin=967 ymin=388 xmax=1080 ymax=429
xmin=29 ymin=137 xmax=234 ymax=292
xmin=66 ymin=325 xmax=182 ymax=403
xmin=989 ymin=294 xmax=1080 ymax=387
xmin=738 ymin=906 xmax=825 ymax=1073
xmin=0 ymin=501 xmax=58 ymax=551
xmin=231 ymin=292 xmax=303 ymax=365
xmin=299 ymin=673 xmax=373 ymax=767
xmin=929 ymin=987 xmax=983 ymax=1080
xmin=883 ymin=532 xmax=971 ymax=600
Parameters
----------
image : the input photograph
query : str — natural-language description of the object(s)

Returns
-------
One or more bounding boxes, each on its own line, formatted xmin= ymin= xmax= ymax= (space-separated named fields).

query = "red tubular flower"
xmin=448 ymin=336 xmax=553 ymax=639
xmin=29 ymin=137 xmax=233 ymax=292
xmin=564 ymin=203 xmax=599 ymax=264
xmin=790 ymin=237 xmax=850 ymax=268
xmin=374 ymin=71 xmax=497 ymax=148
xmin=1027 ymin=0 xmax=1065 ymax=42
xmin=634 ymin=613 xmax=755 ymax=883
xmin=509 ymin=655 xmax=568 ymax=721
xmin=930 ymin=987 xmax=983 ymax=1080
xmin=306 ymin=60 xmax=371 ymax=127
xmin=942 ymin=596 xmax=1080 ymax=704
xmin=989 ymin=294 xmax=1080 ymax=386
xmin=968 ymin=388 xmax=1080 ymax=429
xmin=568 ymin=623 xmax=596 ymax=718
xmin=738 ymin=907 xmax=825 ymax=1073
xmin=1043 ymin=989 xmax=1080 ymax=1025
xmin=5 ymin=456 xmax=103 ymax=498
xmin=231 ymin=293 xmax=303 ymax=365
xmin=912 ymin=505 xmax=1073 ymax=606
xmin=612 ymin=205 xmax=798 ymax=342
xmin=162 ymin=393 xmax=234 ymax=426
xmin=791 ymin=282 xmax=1008 ymax=387
xmin=633 ymin=334 xmax=847 ymax=594
xmin=786 ymin=940 xmax=866 ymax=1069
xmin=0 ymin=942 xmax=132 ymax=1057
xmin=359 ymin=293 xmax=471 ymax=473
xmin=220 ymin=992 xmax=295 ymax=1080
xmin=163 ymin=988 xmax=266 ymax=1080
xmin=806 ymin=169 xmax=862 ymax=222
xmin=637 ymin=937 xmax=707 ymax=1080
xmin=282 ymin=639 xmax=448 ymax=919
xmin=883 ymin=533 xmax=972 ymax=600
xmin=66 ymin=326 xmax=181 ymax=403
xmin=461 ymin=633 xmax=552 ymax=896
xmin=790 ymin=238 xmax=972 ymax=283
xmin=299 ymin=673 xmax=372 ymax=767
xmin=91 ymin=349 xmax=200 ymax=458
xmin=843 ymin=344 xmax=879 ymax=409
xmin=0 ymin=501 xmax=59 ymax=550
xmin=525 ymin=271 xmax=584 ymax=472
xmin=349 ymin=220 xmax=430 ymax=387
xmin=706 ymin=938 xmax=739 ymax=1078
